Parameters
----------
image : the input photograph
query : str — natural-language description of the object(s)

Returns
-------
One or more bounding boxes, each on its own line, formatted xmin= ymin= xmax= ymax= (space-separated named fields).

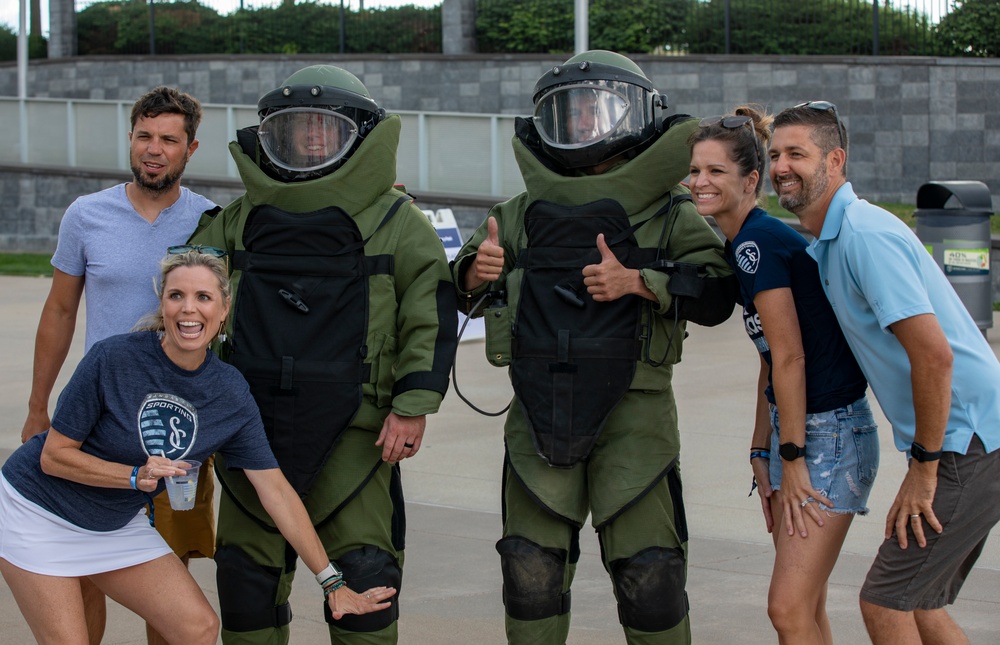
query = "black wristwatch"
xmin=910 ymin=441 xmax=943 ymax=463
xmin=779 ymin=442 xmax=806 ymax=461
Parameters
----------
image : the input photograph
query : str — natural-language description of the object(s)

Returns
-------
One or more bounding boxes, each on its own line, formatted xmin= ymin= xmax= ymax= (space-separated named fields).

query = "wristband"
xmin=315 ymin=561 xmax=343 ymax=586
xmin=910 ymin=441 xmax=943 ymax=463
xmin=749 ymin=450 xmax=770 ymax=462
xmin=129 ymin=465 xmax=140 ymax=490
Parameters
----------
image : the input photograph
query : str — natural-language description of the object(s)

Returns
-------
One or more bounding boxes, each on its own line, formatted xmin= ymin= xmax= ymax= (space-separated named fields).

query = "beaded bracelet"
xmin=319 ymin=574 xmax=342 ymax=589
xmin=129 ymin=465 xmax=140 ymax=490
xmin=748 ymin=448 xmax=770 ymax=497
xmin=322 ymin=578 xmax=346 ymax=598
xmin=316 ymin=561 xmax=345 ymax=599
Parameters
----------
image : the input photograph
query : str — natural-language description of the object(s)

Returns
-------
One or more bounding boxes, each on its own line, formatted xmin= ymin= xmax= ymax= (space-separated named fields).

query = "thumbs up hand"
xmin=466 ymin=216 xmax=505 ymax=290
xmin=583 ymin=233 xmax=645 ymax=302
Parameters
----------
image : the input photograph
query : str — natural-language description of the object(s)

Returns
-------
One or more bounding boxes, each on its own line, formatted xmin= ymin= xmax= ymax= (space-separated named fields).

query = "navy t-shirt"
xmin=725 ymin=208 xmax=866 ymax=412
xmin=3 ymin=331 xmax=278 ymax=531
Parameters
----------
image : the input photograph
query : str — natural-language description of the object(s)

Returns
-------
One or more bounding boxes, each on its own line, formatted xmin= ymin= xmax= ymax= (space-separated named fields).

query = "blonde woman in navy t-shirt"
xmin=688 ymin=106 xmax=879 ymax=643
xmin=0 ymin=250 xmax=394 ymax=643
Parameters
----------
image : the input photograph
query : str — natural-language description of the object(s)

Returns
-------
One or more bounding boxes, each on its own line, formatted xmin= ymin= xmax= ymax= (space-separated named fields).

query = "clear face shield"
xmin=533 ymin=82 xmax=641 ymax=151
xmin=257 ymin=107 xmax=359 ymax=174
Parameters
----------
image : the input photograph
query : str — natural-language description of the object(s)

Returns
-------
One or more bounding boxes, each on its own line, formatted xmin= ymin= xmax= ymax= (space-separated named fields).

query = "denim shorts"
xmin=769 ymin=396 xmax=880 ymax=515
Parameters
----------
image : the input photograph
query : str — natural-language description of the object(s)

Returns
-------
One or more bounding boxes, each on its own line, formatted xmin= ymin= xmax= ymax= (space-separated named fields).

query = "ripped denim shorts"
xmin=768 ymin=396 xmax=880 ymax=515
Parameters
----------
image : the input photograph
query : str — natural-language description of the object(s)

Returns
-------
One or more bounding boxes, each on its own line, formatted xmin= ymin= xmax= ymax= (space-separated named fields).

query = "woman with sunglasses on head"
xmin=0 ymin=249 xmax=395 ymax=644
xmin=688 ymin=105 xmax=879 ymax=644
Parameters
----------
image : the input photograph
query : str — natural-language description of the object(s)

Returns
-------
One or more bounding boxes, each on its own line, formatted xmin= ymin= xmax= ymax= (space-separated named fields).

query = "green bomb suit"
xmin=452 ymin=117 xmax=735 ymax=644
xmin=190 ymin=114 xmax=457 ymax=644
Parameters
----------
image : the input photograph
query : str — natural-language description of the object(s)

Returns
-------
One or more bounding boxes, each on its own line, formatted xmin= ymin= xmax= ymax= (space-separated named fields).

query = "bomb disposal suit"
xmin=452 ymin=51 xmax=736 ymax=645
xmin=189 ymin=65 xmax=457 ymax=645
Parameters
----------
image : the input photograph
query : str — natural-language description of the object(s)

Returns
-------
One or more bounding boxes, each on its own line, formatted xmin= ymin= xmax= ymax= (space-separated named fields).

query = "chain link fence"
xmin=72 ymin=0 xmax=441 ymax=56
xmin=3 ymin=0 xmax=984 ymax=59
xmin=474 ymin=0 xmax=953 ymax=56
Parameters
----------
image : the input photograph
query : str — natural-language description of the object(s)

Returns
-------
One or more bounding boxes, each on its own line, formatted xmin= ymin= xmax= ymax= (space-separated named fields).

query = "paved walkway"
xmin=0 ymin=275 xmax=997 ymax=643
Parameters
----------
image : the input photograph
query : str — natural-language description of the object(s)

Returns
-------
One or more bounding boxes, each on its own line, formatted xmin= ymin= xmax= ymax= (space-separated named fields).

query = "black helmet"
xmin=256 ymin=65 xmax=385 ymax=182
xmin=531 ymin=50 xmax=667 ymax=170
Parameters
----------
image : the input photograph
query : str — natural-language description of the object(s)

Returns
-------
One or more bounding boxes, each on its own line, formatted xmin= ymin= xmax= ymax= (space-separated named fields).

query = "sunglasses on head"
xmin=794 ymin=100 xmax=847 ymax=151
xmin=698 ymin=115 xmax=761 ymax=168
xmin=699 ymin=115 xmax=752 ymax=130
xmin=167 ymin=244 xmax=228 ymax=259
xmin=167 ymin=244 xmax=229 ymax=272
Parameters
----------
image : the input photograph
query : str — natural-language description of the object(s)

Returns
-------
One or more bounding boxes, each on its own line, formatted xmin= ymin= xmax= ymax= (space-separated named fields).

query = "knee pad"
xmin=496 ymin=536 xmax=571 ymax=621
xmin=325 ymin=545 xmax=401 ymax=632
xmin=215 ymin=545 xmax=292 ymax=632
xmin=610 ymin=546 xmax=689 ymax=632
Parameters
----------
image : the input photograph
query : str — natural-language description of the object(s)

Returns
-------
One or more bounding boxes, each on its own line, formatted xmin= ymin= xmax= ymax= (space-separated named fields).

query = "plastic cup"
xmin=163 ymin=460 xmax=201 ymax=511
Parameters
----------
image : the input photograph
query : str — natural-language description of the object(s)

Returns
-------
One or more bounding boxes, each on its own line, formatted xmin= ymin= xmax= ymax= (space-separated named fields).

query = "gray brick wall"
xmin=4 ymin=164 xmax=999 ymax=308
xmin=0 ymin=54 xmax=996 ymax=210
xmin=0 ymin=167 xmax=245 ymax=252
xmin=1 ymin=54 xmax=998 ymax=300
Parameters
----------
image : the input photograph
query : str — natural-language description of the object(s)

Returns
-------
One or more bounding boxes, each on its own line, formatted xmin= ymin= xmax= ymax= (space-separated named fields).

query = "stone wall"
xmin=0 ymin=166 xmax=489 ymax=253
xmin=5 ymin=164 xmax=999 ymax=308
xmin=0 ymin=54 xmax=996 ymax=210
xmin=1 ymin=53 xmax=998 ymax=301
xmin=0 ymin=166 xmax=247 ymax=252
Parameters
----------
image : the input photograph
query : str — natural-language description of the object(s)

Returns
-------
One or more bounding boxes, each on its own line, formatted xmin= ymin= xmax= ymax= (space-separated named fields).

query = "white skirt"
xmin=0 ymin=475 xmax=173 ymax=576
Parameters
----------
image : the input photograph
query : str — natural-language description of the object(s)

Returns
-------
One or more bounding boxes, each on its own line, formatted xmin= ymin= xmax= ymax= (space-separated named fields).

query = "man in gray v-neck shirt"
xmin=20 ymin=86 xmax=216 ymax=645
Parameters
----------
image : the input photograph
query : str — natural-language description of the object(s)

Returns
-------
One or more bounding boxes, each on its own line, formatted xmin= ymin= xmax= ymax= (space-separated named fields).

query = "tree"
xmin=78 ymin=1 xmax=230 ymax=55
xmin=588 ymin=0 xmax=688 ymax=54
xmin=686 ymin=0 xmax=933 ymax=55
xmin=30 ymin=0 xmax=41 ymax=37
xmin=475 ymin=0 xmax=689 ymax=54
xmin=349 ymin=5 xmax=442 ymax=54
xmin=226 ymin=1 xmax=440 ymax=55
xmin=0 ymin=18 xmax=47 ymax=59
xmin=0 ymin=25 xmax=15 ymax=61
xmin=475 ymin=0 xmax=573 ymax=53
xmin=935 ymin=0 xmax=1000 ymax=57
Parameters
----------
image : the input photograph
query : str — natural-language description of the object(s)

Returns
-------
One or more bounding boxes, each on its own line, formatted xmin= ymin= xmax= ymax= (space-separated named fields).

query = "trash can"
xmin=914 ymin=180 xmax=995 ymax=333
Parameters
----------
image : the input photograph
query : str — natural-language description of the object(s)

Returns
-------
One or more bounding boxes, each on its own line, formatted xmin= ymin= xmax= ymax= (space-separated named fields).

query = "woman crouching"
xmin=0 ymin=248 xmax=394 ymax=644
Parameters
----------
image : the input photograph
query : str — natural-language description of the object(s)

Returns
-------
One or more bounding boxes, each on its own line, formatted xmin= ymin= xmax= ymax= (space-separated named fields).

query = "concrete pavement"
xmin=0 ymin=274 xmax=997 ymax=643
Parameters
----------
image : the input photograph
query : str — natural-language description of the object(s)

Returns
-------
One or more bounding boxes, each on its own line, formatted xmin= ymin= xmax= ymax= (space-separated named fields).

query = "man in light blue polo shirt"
xmin=768 ymin=101 xmax=1000 ymax=645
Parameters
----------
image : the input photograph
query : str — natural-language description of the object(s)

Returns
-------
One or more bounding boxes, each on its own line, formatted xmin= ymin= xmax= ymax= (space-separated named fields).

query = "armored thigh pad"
xmin=496 ymin=535 xmax=571 ymax=621
xmin=610 ymin=546 xmax=689 ymax=632
xmin=215 ymin=545 xmax=292 ymax=632
xmin=325 ymin=545 xmax=401 ymax=632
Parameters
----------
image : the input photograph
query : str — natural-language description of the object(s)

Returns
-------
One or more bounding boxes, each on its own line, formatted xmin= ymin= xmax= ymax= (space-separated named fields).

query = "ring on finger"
xmin=910 ymin=514 xmax=921 ymax=520
xmin=800 ymin=499 xmax=809 ymax=508
xmin=404 ymin=442 xmax=414 ymax=448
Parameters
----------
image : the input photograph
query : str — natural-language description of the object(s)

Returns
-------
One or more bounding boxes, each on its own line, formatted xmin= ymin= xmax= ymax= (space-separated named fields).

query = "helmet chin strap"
xmin=651 ymin=92 xmax=669 ymax=134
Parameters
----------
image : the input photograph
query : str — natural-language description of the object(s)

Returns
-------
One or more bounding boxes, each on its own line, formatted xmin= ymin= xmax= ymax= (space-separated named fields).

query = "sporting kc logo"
xmin=137 ymin=393 xmax=198 ymax=459
xmin=735 ymin=241 xmax=761 ymax=275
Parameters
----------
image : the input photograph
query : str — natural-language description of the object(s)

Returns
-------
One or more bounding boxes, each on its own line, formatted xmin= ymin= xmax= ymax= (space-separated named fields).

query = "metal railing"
xmin=37 ymin=0 xmax=957 ymax=58
xmin=0 ymin=96 xmax=526 ymax=198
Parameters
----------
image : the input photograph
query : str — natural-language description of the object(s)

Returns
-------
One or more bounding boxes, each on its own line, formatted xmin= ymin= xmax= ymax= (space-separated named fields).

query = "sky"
xmin=2 ymin=0 xmax=442 ymax=32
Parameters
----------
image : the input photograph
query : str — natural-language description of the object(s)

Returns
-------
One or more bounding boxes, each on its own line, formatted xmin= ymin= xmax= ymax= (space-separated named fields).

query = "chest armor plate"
xmin=511 ymin=199 xmax=654 ymax=467
xmin=230 ymin=203 xmax=392 ymax=495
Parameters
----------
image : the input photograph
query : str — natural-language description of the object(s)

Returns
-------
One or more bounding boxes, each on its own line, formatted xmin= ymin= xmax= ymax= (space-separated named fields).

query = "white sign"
xmin=943 ymin=248 xmax=989 ymax=276
xmin=424 ymin=208 xmax=486 ymax=342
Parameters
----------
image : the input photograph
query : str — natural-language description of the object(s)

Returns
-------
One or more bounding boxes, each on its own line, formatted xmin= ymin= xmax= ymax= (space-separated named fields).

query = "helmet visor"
xmin=258 ymin=108 xmax=359 ymax=173
xmin=533 ymin=84 xmax=631 ymax=150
